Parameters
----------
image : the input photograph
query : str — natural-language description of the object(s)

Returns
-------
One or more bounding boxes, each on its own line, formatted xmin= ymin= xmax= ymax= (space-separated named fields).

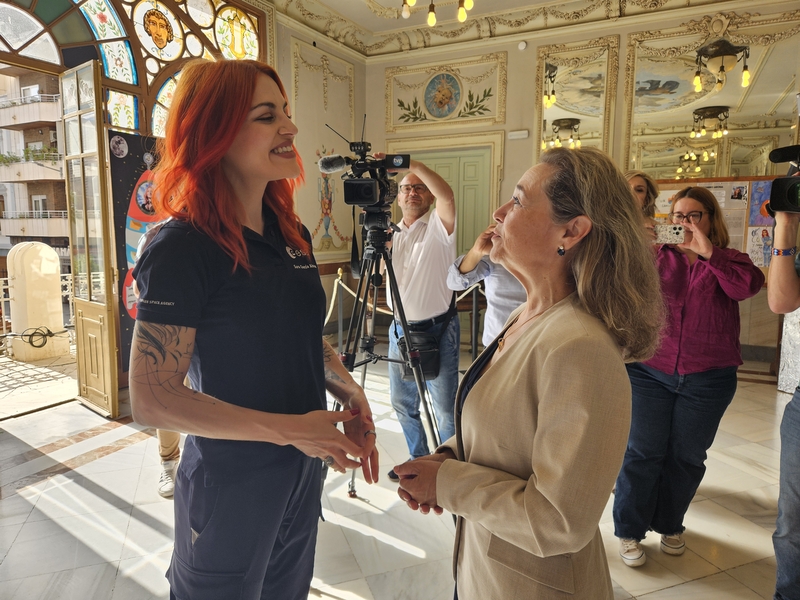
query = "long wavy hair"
xmin=672 ymin=186 xmax=729 ymax=248
xmin=152 ymin=59 xmax=308 ymax=272
xmin=624 ymin=169 xmax=659 ymax=218
xmin=541 ymin=148 xmax=664 ymax=361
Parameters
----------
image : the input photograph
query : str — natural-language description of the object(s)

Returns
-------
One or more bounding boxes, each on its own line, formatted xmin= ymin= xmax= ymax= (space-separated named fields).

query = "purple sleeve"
xmin=705 ymin=247 xmax=765 ymax=301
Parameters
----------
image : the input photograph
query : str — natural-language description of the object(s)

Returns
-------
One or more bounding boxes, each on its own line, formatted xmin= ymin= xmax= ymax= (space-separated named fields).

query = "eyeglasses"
xmin=669 ymin=211 xmax=706 ymax=224
xmin=399 ymin=184 xmax=428 ymax=194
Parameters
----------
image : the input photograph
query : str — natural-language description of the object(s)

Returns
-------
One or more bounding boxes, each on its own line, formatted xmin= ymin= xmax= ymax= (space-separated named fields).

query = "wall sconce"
xmin=693 ymin=37 xmax=750 ymax=92
xmin=690 ymin=106 xmax=729 ymax=139
xmin=542 ymin=118 xmax=581 ymax=150
xmin=542 ymin=63 xmax=557 ymax=108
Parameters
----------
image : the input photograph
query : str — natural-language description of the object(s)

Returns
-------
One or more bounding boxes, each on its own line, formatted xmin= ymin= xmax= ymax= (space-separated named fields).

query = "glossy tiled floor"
xmin=0 ymin=354 xmax=787 ymax=599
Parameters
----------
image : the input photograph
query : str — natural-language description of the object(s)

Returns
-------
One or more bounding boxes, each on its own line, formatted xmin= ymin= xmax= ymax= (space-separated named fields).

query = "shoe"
xmin=157 ymin=459 xmax=178 ymax=498
xmin=660 ymin=533 xmax=685 ymax=555
xmin=619 ymin=538 xmax=646 ymax=567
xmin=387 ymin=468 xmax=400 ymax=482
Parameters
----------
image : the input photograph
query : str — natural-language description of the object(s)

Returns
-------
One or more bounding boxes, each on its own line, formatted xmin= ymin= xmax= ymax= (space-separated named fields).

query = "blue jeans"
xmin=388 ymin=317 xmax=459 ymax=458
xmin=774 ymin=389 xmax=800 ymax=600
xmin=613 ymin=363 xmax=737 ymax=540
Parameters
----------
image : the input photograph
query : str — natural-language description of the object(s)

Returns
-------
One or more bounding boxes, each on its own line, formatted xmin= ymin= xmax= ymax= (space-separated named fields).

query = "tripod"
xmin=338 ymin=216 xmax=441 ymax=496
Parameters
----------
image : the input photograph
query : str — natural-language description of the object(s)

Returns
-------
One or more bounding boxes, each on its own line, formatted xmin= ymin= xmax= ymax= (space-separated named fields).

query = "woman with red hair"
xmin=129 ymin=59 xmax=379 ymax=600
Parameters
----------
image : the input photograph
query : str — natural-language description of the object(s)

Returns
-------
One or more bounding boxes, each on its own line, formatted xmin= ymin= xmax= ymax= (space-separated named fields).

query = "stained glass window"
xmin=107 ymin=90 xmax=138 ymax=130
xmin=132 ymin=1 xmax=183 ymax=61
xmin=215 ymin=6 xmax=257 ymax=61
xmin=151 ymin=72 xmax=180 ymax=137
xmin=100 ymin=41 xmax=137 ymax=84
xmin=19 ymin=33 xmax=59 ymax=64
xmin=0 ymin=4 xmax=43 ymax=49
xmin=80 ymin=0 xmax=125 ymax=41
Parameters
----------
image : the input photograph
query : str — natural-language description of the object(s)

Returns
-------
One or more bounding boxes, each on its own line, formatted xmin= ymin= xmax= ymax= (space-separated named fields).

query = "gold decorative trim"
xmin=291 ymin=38 xmax=354 ymax=131
xmin=535 ymin=36 xmax=618 ymax=161
xmin=385 ymin=52 xmax=507 ymax=134
xmin=386 ymin=131 xmax=505 ymax=215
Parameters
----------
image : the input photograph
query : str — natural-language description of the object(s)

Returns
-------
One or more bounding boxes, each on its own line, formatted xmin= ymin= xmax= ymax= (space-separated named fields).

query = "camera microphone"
xmin=768 ymin=145 xmax=800 ymax=166
xmin=318 ymin=154 xmax=352 ymax=174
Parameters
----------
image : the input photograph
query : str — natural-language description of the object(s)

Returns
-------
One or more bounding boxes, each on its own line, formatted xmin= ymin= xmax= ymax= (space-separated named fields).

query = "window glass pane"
xmin=100 ymin=41 xmax=138 ymax=85
xmin=81 ymin=113 xmax=97 ymax=153
xmin=107 ymin=90 xmax=138 ymax=130
xmin=0 ymin=4 xmax=42 ymax=50
xmin=79 ymin=0 xmax=125 ymax=41
xmin=62 ymin=73 xmax=78 ymax=114
xmin=215 ymin=7 xmax=258 ymax=61
xmin=77 ymin=66 xmax=95 ymax=110
xmin=65 ymin=117 xmax=80 ymax=156
xmin=187 ymin=0 xmax=214 ymax=27
xmin=68 ymin=159 xmax=88 ymax=301
xmin=18 ymin=33 xmax=60 ymax=64
xmin=83 ymin=157 xmax=106 ymax=303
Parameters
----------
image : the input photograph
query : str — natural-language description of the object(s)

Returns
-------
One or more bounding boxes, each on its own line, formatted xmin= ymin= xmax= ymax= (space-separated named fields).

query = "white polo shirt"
xmin=387 ymin=209 xmax=456 ymax=322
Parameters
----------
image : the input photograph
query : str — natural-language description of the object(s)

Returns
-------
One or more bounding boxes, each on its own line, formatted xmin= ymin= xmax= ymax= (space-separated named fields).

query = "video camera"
xmin=318 ymin=141 xmax=410 ymax=208
xmin=766 ymin=145 xmax=800 ymax=216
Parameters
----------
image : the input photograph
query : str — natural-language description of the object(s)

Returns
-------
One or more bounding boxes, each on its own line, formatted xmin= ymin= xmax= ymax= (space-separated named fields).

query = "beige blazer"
xmin=437 ymin=294 xmax=631 ymax=599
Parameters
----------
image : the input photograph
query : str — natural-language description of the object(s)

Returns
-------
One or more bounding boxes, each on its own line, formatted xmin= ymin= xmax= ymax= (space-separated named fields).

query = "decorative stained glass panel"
xmin=186 ymin=0 xmax=214 ymax=27
xmin=215 ymin=7 xmax=258 ymax=61
xmin=151 ymin=103 xmax=168 ymax=138
xmin=133 ymin=1 xmax=183 ymax=61
xmin=100 ymin=40 xmax=138 ymax=84
xmin=107 ymin=89 xmax=138 ymax=130
xmin=80 ymin=0 xmax=125 ymax=40
xmin=77 ymin=65 xmax=95 ymax=109
xmin=62 ymin=73 xmax=78 ymax=114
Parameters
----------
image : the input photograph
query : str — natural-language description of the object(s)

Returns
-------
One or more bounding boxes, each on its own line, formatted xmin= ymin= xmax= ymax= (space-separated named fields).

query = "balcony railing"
xmin=0 ymin=94 xmax=60 ymax=109
xmin=2 ymin=210 xmax=68 ymax=219
xmin=0 ymin=148 xmax=62 ymax=166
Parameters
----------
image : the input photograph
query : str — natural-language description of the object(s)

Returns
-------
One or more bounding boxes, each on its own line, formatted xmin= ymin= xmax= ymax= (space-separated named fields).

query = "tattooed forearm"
xmin=135 ymin=322 xmax=194 ymax=370
xmin=324 ymin=368 xmax=346 ymax=385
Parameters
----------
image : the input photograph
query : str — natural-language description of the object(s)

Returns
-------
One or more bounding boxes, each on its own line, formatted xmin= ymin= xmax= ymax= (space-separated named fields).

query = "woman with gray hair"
xmin=394 ymin=147 xmax=664 ymax=599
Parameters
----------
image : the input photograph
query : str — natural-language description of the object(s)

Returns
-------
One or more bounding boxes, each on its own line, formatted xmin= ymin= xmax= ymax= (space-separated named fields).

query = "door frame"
xmin=386 ymin=130 xmax=505 ymax=217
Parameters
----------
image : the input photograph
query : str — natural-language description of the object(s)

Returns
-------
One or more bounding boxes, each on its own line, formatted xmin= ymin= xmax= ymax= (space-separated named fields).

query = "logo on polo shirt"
xmin=286 ymin=246 xmax=305 ymax=259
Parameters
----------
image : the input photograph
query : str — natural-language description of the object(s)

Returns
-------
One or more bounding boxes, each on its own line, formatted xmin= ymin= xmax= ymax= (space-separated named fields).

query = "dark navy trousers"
xmin=167 ymin=449 xmax=322 ymax=600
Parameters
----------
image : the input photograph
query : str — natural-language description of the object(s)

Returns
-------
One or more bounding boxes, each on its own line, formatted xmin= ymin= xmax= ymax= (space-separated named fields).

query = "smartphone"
xmin=653 ymin=224 xmax=685 ymax=245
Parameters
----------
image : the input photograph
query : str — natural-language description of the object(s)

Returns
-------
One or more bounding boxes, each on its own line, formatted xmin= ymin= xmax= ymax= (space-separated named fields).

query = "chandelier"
xmin=692 ymin=38 xmax=750 ymax=92
xmin=401 ymin=0 xmax=474 ymax=24
xmin=542 ymin=63 xmax=557 ymax=108
xmin=541 ymin=118 xmax=581 ymax=150
xmin=675 ymin=151 xmax=702 ymax=178
xmin=690 ymin=106 xmax=730 ymax=139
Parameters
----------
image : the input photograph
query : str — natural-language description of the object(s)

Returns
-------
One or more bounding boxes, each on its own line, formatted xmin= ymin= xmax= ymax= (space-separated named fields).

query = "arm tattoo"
xmin=131 ymin=321 xmax=213 ymax=407
xmin=322 ymin=341 xmax=346 ymax=384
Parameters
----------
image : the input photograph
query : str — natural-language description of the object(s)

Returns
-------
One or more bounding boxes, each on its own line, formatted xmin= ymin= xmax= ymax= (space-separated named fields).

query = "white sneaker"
xmin=660 ymin=533 xmax=685 ymax=555
xmin=157 ymin=459 xmax=177 ymax=498
xmin=619 ymin=538 xmax=646 ymax=567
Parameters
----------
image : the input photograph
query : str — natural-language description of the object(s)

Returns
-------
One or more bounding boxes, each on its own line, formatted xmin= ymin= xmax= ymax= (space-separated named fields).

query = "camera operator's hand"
xmin=372 ymin=152 xmax=400 ymax=173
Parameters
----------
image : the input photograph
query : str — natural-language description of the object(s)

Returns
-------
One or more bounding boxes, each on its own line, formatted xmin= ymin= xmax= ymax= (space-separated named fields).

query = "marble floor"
xmin=0 ymin=352 xmax=787 ymax=600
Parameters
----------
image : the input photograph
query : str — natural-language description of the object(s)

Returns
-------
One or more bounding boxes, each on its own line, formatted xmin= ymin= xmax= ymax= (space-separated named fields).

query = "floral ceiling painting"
xmin=385 ymin=52 xmax=507 ymax=133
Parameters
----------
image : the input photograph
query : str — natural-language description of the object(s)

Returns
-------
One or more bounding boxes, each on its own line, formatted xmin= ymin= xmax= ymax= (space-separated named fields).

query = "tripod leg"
xmin=384 ymin=254 xmax=441 ymax=452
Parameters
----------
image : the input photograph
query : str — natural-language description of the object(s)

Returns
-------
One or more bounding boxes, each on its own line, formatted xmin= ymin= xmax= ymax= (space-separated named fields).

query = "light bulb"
xmin=695 ymin=166 xmax=701 ymax=172
xmin=742 ymin=66 xmax=750 ymax=87
xmin=700 ymin=127 xmax=706 ymax=136
xmin=408 ymin=0 xmax=416 ymax=5
xmin=402 ymin=2 xmax=411 ymax=18
xmin=550 ymin=92 xmax=556 ymax=104
xmin=690 ymin=130 xmax=696 ymax=138
xmin=576 ymin=139 xmax=581 ymax=148
xmin=693 ymin=71 xmax=702 ymax=93
xmin=555 ymin=139 xmax=562 ymax=148
xmin=569 ymin=141 xmax=575 ymax=149
xmin=464 ymin=0 xmax=474 ymax=9
xmin=457 ymin=1 xmax=467 ymax=22
xmin=723 ymin=128 xmax=728 ymax=135
xmin=711 ymin=151 xmax=716 ymax=157
xmin=677 ymin=167 xmax=683 ymax=173
xmin=703 ymin=153 xmax=709 ymax=161
xmin=569 ymin=136 xmax=574 ymax=143
xmin=715 ymin=78 xmax=724 ymax=92
xmin=684 ymin=152 xmax=690 ymax=159
xmin=690 ymin=152 xmax=696 ymax=160
xmin=427 ymin=4 xmax=436 ymax=26
xmin=541 ymin=140 xmax=546 ymax=150
xmin=549 ymin=139 xmax=555 ymax=147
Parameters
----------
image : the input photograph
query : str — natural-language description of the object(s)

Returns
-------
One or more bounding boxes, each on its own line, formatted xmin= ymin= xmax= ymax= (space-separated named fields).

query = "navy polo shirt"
xmin=132 ymin=207 xmax=326 ymax=480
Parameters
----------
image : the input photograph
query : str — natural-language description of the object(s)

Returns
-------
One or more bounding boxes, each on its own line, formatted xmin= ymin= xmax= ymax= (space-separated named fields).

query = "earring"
xmin=557 ymin=245 xmax=565 ymax=256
